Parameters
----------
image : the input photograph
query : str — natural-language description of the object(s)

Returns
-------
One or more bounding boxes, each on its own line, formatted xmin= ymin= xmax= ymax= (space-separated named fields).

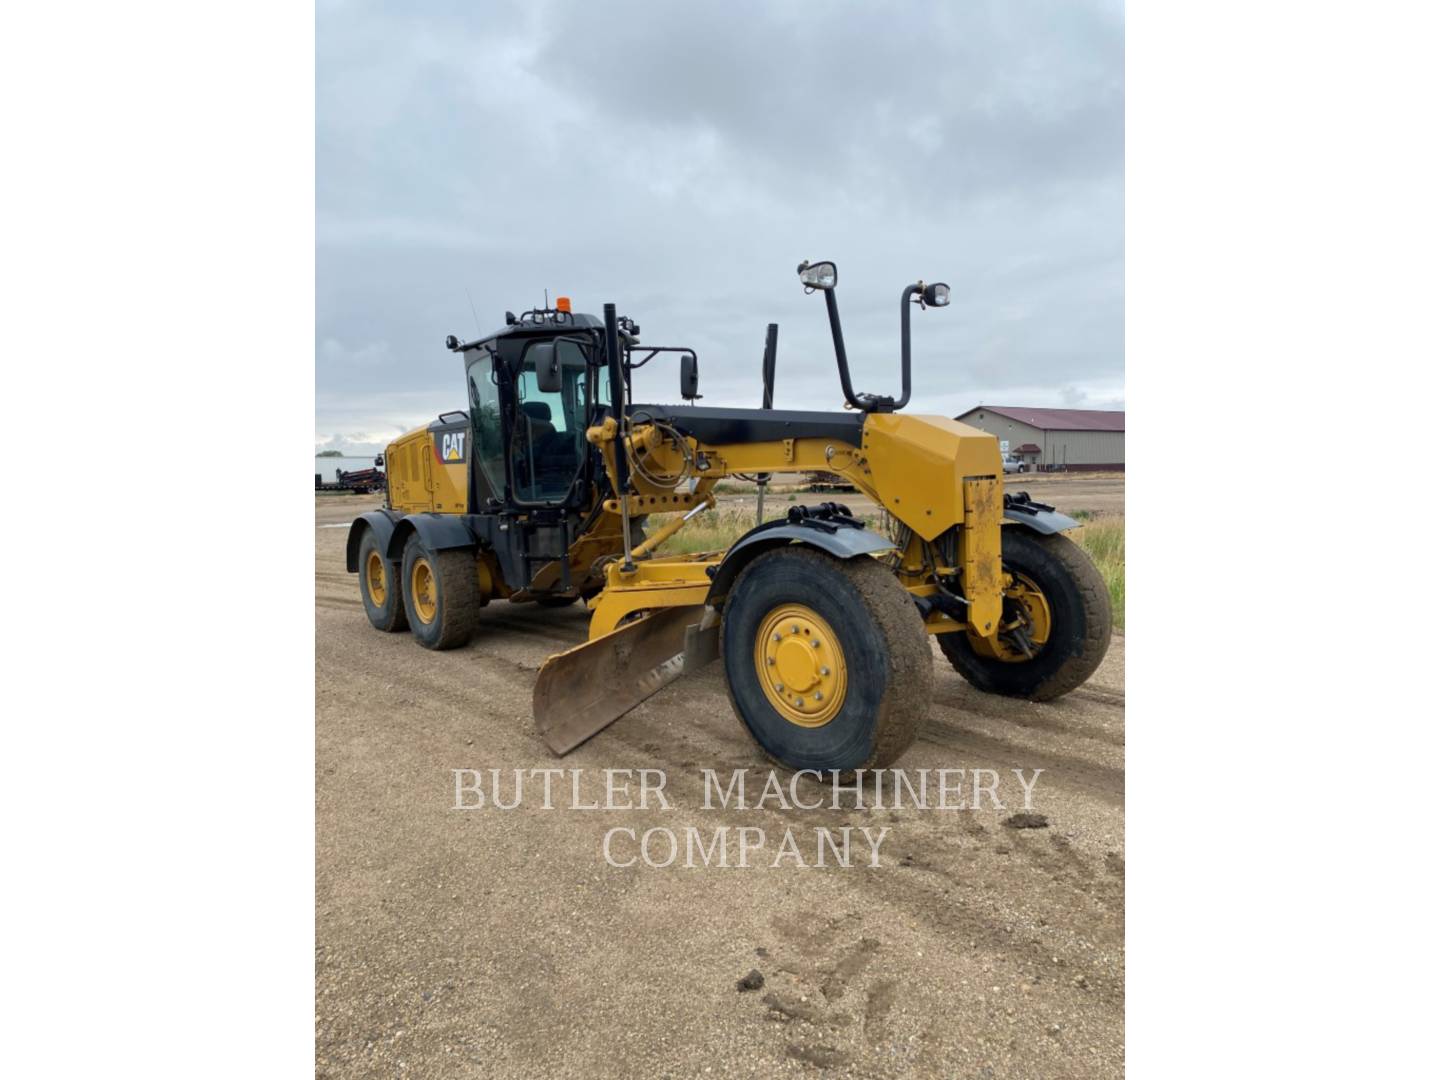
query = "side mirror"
xmin=680 ymin=353 xmax=700 ymax=401
xmin=531 ymin=341 xmax=563 ymax=393
xmin=797 ymin=259 xmax=837 ymax=290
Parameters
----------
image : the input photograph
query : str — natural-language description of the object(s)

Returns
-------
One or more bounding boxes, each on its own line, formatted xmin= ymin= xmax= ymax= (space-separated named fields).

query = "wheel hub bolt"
xmin=814 ymin=692 xmax=823 ymax=701
xmin=775 ymin=683 xmax=784 ymax=692
xmin=811 ymin=639 xmax=820 ymax=648
xmin=820 ymin=666 xmax=830 ymax=676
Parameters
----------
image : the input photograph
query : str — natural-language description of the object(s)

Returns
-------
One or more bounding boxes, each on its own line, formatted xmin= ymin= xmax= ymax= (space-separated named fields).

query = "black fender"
xmin=1002 ymin=491 xmax=1078 ymax=536
xmin=383 ymin=512 xmax=479 ymax=562
xmin=705 ymin=503 xmax=894 ymax=606
xmin=345 ymin=510 xmax=402 ymax=573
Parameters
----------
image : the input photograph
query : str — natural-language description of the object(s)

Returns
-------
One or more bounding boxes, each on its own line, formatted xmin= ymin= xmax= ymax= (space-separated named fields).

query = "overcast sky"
xmin=317 ymin=0 xmax=1123 ymax=454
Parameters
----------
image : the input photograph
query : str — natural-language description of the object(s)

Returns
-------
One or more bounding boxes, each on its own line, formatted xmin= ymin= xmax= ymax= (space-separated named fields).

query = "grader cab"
xmin=346 ymin=262 xmax=1111 ymax=771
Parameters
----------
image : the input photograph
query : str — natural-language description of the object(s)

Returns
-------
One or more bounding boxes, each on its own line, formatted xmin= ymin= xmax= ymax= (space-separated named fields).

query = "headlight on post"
xmin=797 ymin=260 xmax=838 ymax=290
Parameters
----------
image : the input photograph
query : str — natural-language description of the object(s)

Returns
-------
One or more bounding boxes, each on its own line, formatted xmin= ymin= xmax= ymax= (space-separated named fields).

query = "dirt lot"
xmin=316 ymin=476 xmax=1124 ymax=1078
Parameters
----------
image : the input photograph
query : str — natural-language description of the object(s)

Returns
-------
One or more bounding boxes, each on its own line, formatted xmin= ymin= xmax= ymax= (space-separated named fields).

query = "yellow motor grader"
xmin=346 ymin=261 xmax=1111 ymax=771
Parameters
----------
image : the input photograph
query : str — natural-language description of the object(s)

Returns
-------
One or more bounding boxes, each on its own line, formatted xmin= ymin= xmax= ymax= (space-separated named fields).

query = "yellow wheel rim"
xmin=410 ymin=557 xmax=438 ymax=624
xmin=970 ymin=571 xmax=1052 ymax=662
xmin=754 ymin=603 xmax=847 ymax=728
xmin=364 ymin=551 xmax=387 ymax=607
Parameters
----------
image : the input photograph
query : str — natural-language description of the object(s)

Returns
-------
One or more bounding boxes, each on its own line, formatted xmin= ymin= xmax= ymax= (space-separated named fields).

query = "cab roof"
xmin=451 ymin=310 xmax=604 ymax=353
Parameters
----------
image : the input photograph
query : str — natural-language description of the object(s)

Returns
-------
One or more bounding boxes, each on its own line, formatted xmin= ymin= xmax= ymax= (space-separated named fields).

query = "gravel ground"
xmin=316 ymin=481 xmax=1124 ymax=1078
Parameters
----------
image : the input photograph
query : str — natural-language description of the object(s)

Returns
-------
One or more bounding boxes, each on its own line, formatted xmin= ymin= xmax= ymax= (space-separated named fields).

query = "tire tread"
xmin=723 ymin=548 xmax=931 ymax=770
xmin=359 ymin=530 xmax=408 ymax=633
xmin=940 ymin=530 xmax=1111 ymax=701
xmin=403 ymin=536 xmax=481 ymax=651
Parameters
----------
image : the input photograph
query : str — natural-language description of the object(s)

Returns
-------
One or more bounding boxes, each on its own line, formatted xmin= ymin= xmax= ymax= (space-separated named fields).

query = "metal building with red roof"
xmin=954 ymin=405 xmax=1125 ymax=471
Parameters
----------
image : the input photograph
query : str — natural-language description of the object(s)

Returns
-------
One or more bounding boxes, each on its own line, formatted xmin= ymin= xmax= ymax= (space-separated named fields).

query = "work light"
xmin=796 ymin=260 xmax=838 ymax=290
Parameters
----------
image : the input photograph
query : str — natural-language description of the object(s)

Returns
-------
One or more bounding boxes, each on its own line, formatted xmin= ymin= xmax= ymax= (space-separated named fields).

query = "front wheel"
xmin=721 ymin=548 xmax=932 ymax=771
xmin=938 ymin=528 xmax=1111 ymax=700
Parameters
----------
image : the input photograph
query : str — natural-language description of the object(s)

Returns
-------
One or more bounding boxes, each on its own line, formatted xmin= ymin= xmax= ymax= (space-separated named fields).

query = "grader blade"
xmin=534 ymin=605 xmax=715 ymax=754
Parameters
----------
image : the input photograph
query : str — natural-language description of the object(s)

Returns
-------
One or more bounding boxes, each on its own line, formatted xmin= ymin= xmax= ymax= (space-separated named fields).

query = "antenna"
xmin=544 ymin=288 xmax=550 ymax=309
xmin=464 ymin=287 xmax=482 ymax=336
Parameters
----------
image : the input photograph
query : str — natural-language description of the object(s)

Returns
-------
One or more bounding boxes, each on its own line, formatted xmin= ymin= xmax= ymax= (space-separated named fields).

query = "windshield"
xmin=511 ymin=339 xmax=591 ymax=503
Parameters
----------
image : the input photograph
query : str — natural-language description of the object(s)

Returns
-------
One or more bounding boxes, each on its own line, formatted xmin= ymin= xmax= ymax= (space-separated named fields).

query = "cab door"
xmin=466 ymin=350 xmax=506 ymax=504
xmin=510 ymin=339 xmax=589 ymax=505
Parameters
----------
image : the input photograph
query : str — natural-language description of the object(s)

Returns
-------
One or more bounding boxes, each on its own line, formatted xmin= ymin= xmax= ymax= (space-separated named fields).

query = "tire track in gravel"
xmin=929 ymin=688 xmax=1127 ymax=749
xmin=918 ymin=718 xmax=1125 ymax=806
xmin=570 ymin=684 xmax=1124 ymax=988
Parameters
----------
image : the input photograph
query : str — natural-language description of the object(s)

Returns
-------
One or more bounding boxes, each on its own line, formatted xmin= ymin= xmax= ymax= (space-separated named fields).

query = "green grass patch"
xmin=1074 ymin=516 xmax=1125 ymax=630
xmin=655 ymin=508 xmax=885 ymax=556
xmin=655 ymin=508 xmax=1126 ymax=631
xmin=653 ymin=508 xmax=755 ymax=555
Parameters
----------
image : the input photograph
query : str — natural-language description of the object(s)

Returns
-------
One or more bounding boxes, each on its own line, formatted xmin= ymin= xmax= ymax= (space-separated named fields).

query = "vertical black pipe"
xmin=604 ymin=303 xmax=636 ymax=569
xmin=897 ymin=284 xmax=921 ymax=411
xmin=823 ymin=290 xmax=863 ymax=409
xmin=761 ymin=323 xmax=778 ymax=410
xmin=756 ymin=322 xmax=779 ymax=524
xmin=603 ymin=303 xmax=629 ymax=495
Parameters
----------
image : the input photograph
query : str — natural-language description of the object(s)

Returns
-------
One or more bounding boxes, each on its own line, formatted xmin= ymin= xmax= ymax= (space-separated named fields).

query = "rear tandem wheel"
xmin=358 ymin=529 xmax=408 ymax=633
xmin=400 ymin=534 xmax=481 ymax=650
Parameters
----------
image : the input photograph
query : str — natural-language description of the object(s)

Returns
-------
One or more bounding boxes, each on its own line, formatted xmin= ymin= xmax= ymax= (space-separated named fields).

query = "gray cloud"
xmin=318 ymin=0 xmax=1123 ymax=454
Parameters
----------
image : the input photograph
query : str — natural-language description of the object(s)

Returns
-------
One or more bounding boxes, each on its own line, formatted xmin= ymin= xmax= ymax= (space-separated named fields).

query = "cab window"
xmin=512 ymin=339 xmax=589 ymax=503
xmin=466 ymin=352 xmax=506 ymax=500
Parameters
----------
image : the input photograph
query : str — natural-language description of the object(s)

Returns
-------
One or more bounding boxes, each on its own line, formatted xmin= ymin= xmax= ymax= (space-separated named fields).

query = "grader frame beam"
xmin=586 ymin=409 xmax=1006 ymax=638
